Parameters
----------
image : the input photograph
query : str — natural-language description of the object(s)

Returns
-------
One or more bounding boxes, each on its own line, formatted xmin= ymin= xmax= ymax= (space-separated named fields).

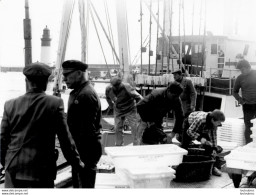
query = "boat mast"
xmin=53 ymin=0 xmax=75 ymax=96
xmin=154 ymin=0 xmax=160 ymax=75
xmin=24 ymin=0 xmax=32 ymax=67
xmin=115 ymin=0 xmax=132 ymax=84
xmin=140 ymin=0 xmax=143 ymax=73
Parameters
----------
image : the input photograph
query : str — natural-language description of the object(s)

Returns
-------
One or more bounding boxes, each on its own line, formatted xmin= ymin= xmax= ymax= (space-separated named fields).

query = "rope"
xmin=201 ymin=0 xmax=207 ymax=77
xmin=190 ymin=0 xmax=195 ymax=73
xmin=78 ymin=0 xmax=86 ymax=63
xmin=88 ymin=3 xmax=111 ymax=76
xmin=148 ymin=0 xmax=153 ymax=75
xmin=169 ymin=0 xmax=174 ymax=72
xmin=89 ymin=0 xmax=120 ymax=64
xmin=104 ymin=0 xmax=117 ymax=65
xmin=132 ymin=35 xmax=150 ymax=65
xmin=140 ymin=0 xmax=143 ymax=72
xmin=54 ymin=0 xmax=75 ymax=96
xmin=132 ymin=35 xmax=149 ymax=65
xmin=155 ymin=0 xmax=160 ymax=75
xmin=182 ymin=0 xmax=187 ymax=67
xmin=161 ymin=0 xmax=166 ymax=74
xmin=196 ymin=0 xmax=203 ymax=76
xmin=86 ymin=2 xmax=90 ymax=63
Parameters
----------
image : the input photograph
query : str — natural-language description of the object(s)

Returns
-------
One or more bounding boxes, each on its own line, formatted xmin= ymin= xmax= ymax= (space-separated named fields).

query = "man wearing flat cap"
xmin=0 ymin=62 xmax=85 ymax=188
xmin=233 ymin=59 xmax=256 ymax=144
xmin=62 ymin=60 xmax=102 ymax=188
xmin=172 ymin=69 xmax=197 ymax=118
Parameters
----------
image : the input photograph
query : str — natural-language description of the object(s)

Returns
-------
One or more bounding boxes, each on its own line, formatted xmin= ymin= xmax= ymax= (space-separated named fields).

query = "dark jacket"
xmin=136 ymin=88 xmax=184 ymax=134
xmin=178 ymin=77 xmax=197 ymax=115
xmin=0 ymin=88 xmax=82 ymax=181
xmin=67 ymin=81 xmax=102 ymax=163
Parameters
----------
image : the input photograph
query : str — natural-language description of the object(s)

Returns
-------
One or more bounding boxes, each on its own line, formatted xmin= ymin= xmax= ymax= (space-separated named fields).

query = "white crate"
xmin=105 ymin=144 xmax=187 ymax=169
xmin=217 ymin=118 xmax=246 ymax=146
xmin=225 ymin=154 xmax=256 ymax=171
xmin=217 ymin=141 xmax=238 ymax=151
xmin=95 ymin=173 xmax=129 ymax=188
xmin=124 ymin=167 xmax=176 ymax=188
xmin=225 ymin=146 xmax=256 ymax=171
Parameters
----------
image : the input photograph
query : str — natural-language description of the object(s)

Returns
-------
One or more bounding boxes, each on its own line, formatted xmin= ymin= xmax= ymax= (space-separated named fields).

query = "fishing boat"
xmin=1 ymin=0 xmax=256 ymax=189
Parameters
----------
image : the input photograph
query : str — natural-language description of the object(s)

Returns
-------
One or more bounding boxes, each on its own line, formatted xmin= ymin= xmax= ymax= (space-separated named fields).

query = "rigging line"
xmin=196 ymin=0 xmax=203 ymax=76
xmin=169 ymin=0 xmax=174 ymax=72
xmin=155 ymin=0 xmax=160 ymax=75
xmin=178 ymin=0 xmax=181 ymax=68
xmin=104 ymin=0 xmax=116 ymax=65
xmin=88 ymin=4 xmax=111 ymax=76
xmin=148 ymin=0 xmax=153 ymax=75
xmin=161 ymin=0 xmax=166 ymax=74
xmin=132 ymin=35 xmax=150 ymax=65
xmin=134 ymin=41 xmax=150 ymax=65
xmin=88 ymin=0 xmax=120 ymax=64
xmin=140 ymin=0 xmax=143 ymax=72
xmin=144 ymin=0 xmax=185 ymax=70
xmin=201 ymin=0 xmax=207 ymax=77
xmin=78 ymin=0 xmax=86 ymax=63
xmin=167 ymin=0 xmax=171 ymax=74
xmin=86 ymin=1 xmax=90 ymax=64
xmin=182 ymin=0 xmax=186 ymax=68
xmin=132 ymin=36 xmax=150 ymax=65
xmin=190 ymin=0 xmax=195 ymax=74
xmin=55 ymin=0 xmax=75 ymax=95
xmin=125 ymin=5 xmax=131 ymax=67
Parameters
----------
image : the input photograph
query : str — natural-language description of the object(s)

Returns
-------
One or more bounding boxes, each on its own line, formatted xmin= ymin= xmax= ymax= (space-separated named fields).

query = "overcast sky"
xmin=0 ymin=0 xmax=255 ymax=67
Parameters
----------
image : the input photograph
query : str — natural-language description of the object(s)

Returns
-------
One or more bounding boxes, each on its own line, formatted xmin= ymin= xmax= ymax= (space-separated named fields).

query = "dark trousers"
xmin=5 ymin=169 xmax=54 ymax=188
xmin=72 ymin=166 xmax=97 ymax=188
xmin=72 ymin=139 xmax=102 ymax=188
xmin=243 ymin=104 xmax=256 ymax=144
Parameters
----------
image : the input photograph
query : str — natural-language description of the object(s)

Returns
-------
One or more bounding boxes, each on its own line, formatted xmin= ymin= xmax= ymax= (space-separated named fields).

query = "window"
xmin=194 ymin=44 xmax=202 ymax=53
xmin=211 ymin=44 xmax=217 ymax=54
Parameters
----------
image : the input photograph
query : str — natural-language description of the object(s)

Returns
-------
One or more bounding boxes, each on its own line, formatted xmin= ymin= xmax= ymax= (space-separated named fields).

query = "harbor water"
xmin=0 ymin=72 xmax=109 ymax=118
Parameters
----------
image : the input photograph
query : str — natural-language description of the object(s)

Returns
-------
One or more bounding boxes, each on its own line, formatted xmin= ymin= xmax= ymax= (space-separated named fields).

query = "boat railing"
xmin=207 ymin=68 xmax=240 ymax=96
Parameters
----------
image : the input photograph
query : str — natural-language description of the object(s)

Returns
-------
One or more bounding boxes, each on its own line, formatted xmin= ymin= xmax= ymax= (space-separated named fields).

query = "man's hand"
xmin=211 ymin=149 xmax=217 ymax=158
xmin=200 ymin=138 xmax=212 ymax=146
xmin=191 ymin=105 xmax=195 ymax=112
xmin=166 ymin=132 xmax=175 ymax=144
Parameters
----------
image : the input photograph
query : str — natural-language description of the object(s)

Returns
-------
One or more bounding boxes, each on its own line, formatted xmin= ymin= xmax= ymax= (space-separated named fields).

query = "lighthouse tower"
xmin=40 ymin=26 xmax=52 ymax=65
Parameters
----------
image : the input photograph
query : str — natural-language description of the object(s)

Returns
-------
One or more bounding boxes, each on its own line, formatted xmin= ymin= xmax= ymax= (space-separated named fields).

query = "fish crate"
xmin=173 ymin=155 xmax=215 ymax=182
xmin=105 ymin=144 xmax=187 ymax=179
xmin=225 ymin=146 xmax=256 ymax=171
xmin=124 ymin=167 xmax=176 ymax=188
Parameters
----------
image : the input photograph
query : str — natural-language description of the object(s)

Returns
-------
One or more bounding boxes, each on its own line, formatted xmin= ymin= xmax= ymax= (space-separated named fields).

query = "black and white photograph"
xmin=0 ymin=0 xmax=256 ymax=193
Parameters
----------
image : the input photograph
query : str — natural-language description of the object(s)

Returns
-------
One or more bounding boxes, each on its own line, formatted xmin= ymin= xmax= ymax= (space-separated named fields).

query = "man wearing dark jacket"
xmin=136 ymin=82 xmax=184 ymax=145
xmin=62 ymin=60 xmax=102 ymax=188
xmin=0 ymin=63 xmax=84 ymax=188
xmin=233 ymin=59 xmax=256 ymax=144
xmin=172 ymin=69 xmax=197 ymax=117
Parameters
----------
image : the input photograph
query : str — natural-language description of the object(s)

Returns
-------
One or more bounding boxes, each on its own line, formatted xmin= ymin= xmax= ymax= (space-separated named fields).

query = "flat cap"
xmin=172 ymin=69 xmax=182 ymax=75
xmin=62 ymin=60 xmax=88 ymax=74
xmin=236 ymin=59 xmax=251 ymax=69
xmin=23 ymin=62 xmax=52 ymax=78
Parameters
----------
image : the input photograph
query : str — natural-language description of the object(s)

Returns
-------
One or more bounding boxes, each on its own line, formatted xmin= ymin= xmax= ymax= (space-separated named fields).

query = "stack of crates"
xmin=104 ymin=144 xmax=187 ymax=188
xmin=217 ymin=118 xmax=246 ymax=146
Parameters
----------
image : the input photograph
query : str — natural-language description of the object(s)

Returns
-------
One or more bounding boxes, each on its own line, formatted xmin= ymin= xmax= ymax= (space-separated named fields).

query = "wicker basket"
xmin=173 ymin=155 xmax=215 ymax=182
